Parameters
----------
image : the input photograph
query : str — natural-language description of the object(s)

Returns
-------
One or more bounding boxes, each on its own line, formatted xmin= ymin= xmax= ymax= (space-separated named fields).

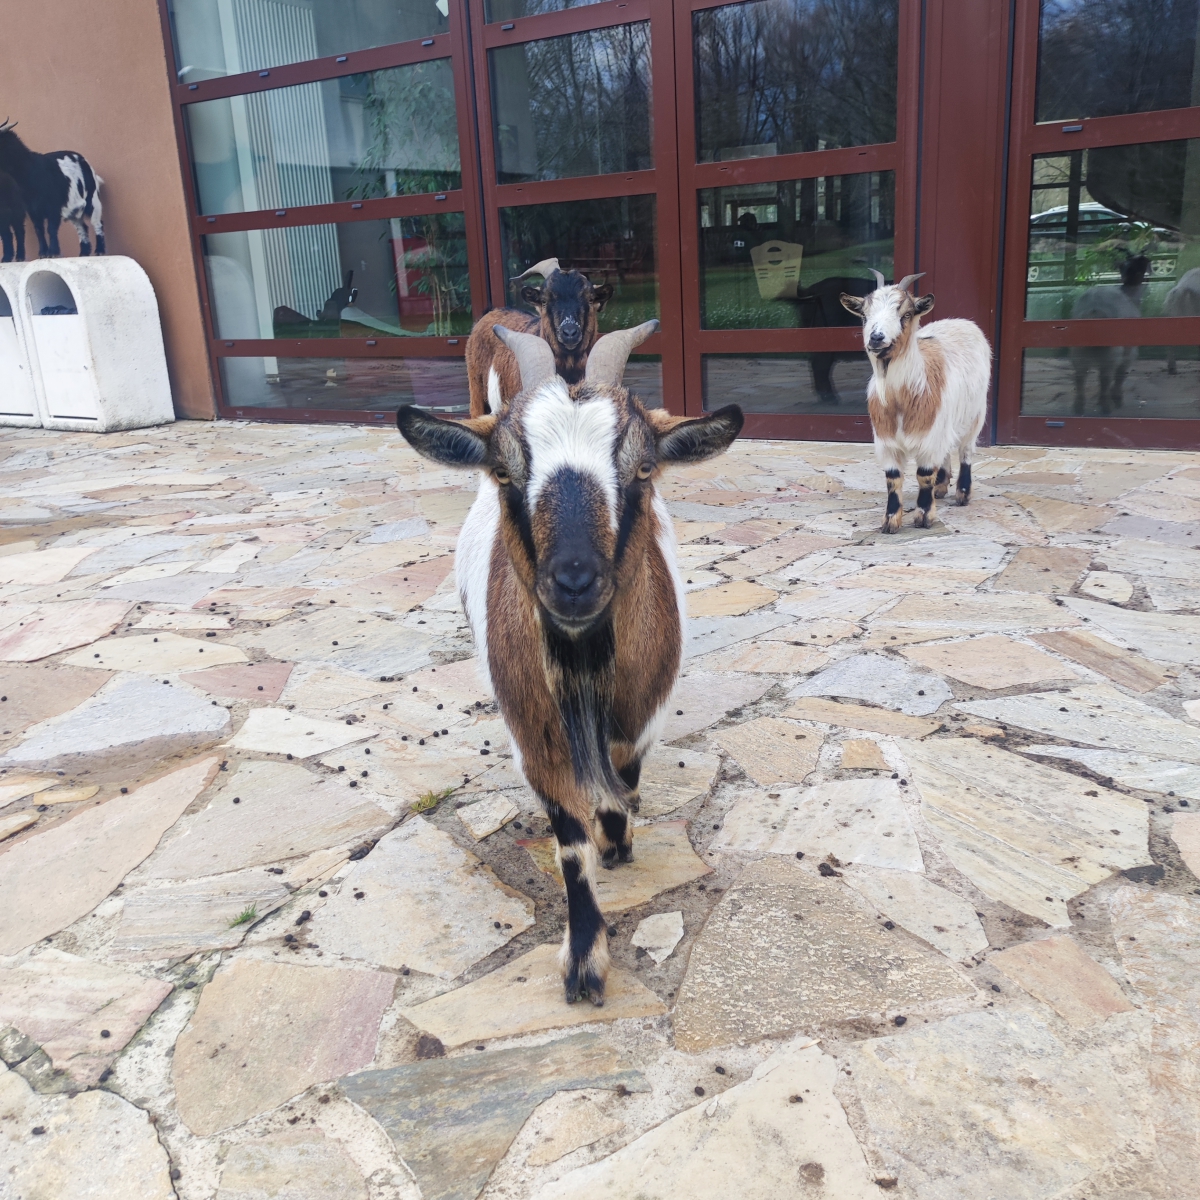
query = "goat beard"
xmin=542 ymin=615 xmax=630 ymax=807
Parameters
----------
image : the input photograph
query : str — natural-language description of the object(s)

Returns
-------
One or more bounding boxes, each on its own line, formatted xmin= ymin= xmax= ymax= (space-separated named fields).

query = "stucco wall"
xmin=1 ymin=0 xmax=215 ymax=418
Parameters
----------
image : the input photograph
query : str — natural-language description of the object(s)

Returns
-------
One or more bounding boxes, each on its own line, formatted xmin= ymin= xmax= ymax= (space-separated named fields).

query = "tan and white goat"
xmin=841 ymin=272 xmax=991 ymax=532
xmin=396 ymin=322 xmax=743 ymax=1004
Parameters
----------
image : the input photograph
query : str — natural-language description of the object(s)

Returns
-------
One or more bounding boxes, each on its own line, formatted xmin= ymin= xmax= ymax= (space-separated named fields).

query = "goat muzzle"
xmin=556 ymin=316 xmax=583 ymax=349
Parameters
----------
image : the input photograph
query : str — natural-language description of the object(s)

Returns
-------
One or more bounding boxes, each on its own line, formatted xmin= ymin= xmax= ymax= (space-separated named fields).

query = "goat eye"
xmin=636 ymin=461 xmax=654 ymax=480
xmin=493 ymin=469 xmax=511 ymax=486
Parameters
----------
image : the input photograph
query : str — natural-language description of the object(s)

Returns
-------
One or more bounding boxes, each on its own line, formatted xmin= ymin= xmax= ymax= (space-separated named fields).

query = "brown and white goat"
xmin=397 ymin=322 xmax=743 ymax=1004
xmin=465 ymin=257 xmax=614 ymax=417
xmin=841 ymin=272 xmax=991 ymax=533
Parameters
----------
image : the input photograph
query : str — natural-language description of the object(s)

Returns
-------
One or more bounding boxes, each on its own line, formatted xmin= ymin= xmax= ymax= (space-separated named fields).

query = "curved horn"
xmin=0 ymin=118 xmax=15 ymax=133
xmin=584 ymin=319 xmax=659 ymax=389
xmin=869 ymin=268 xmax=887 ymax=291
xmin=493 ymin=325 xmax=557 ymax=393
xmin=897 ymin=272 xmax=926 ymax=292
xmin=509 ymin=257 xmax=561 ymax=283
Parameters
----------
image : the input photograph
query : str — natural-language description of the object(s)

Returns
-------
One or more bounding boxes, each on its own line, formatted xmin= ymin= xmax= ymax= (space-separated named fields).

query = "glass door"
xmin=996 ymin=0 xmax=1200 ymax=448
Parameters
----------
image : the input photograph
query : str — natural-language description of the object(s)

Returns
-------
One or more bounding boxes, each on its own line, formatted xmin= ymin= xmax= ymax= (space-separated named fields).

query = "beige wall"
xmin=2 ymin=0 xmax=215 ymax=418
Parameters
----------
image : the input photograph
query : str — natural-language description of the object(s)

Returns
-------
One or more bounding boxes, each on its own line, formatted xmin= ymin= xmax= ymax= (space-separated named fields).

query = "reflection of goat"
xmin=792 ymin=274 xmax=877 ymax=402
xmin=0 ymin=170 xmax=24 ymax=261
xmin=273 ymin=270 xmax=358 ymax=332
xmin=1164 ymin=267 xmax=1200 ymax=375
xmin=1069 ymin=255 xmax=1149 ymax=414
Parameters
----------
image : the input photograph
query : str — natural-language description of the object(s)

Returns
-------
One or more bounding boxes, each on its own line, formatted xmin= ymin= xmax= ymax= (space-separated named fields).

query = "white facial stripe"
xmin=523 ymin=379 xmax=619 ymax=527
xmin=865 ymin=286 xmax=906 ymax=345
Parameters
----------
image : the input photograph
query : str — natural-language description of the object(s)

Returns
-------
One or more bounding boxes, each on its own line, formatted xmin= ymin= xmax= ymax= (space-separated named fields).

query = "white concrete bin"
xmin=21 ymin=256 xmax=175 ymax=432
xmin=0 ymin=264 xmax=39 ymax=427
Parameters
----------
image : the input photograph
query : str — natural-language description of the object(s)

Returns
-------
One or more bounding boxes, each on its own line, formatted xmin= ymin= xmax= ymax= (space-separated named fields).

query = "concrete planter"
xmin=0 ymin=264 xmax=40 ymax=427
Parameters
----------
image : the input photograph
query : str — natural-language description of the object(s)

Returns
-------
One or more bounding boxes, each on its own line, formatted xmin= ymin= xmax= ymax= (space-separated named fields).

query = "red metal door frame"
xmin=995 ymin=0 xmax=1200 ymax=449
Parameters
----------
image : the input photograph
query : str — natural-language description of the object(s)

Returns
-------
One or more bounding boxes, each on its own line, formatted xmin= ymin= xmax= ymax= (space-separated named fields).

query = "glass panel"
xmin=203 ymin=213 xmax=470 ymax=339
xmin=1021 ymin=347 xmax=1200 ymax=419
xmin=1037 ymin=0 xmax=1200 ymax=123
xmin=486 ymin=0 xmax=603 ymax=22
xmin=699 ymin=171 xmax=893 ymax=330
xmin=168 ymin=0 xmax=449 ymax=83
xmin=500 ymin=195 xmax=657 ymax=330
xmin=702 ymin=353 xmax=871 ymax=413
xmin=184 ymin=61 xmax=460 ymax=214
xmin=626 ymin=356 xmax=663 ymax=410
xmin=219 ymin=355 xmax=469 ymax=412
xmin=1027 ymin=141 xmax=1200 ymax=320
xmin=694 ymin=0 xmax=898 ymax=163
xmin=489 ymin=25 xmax=652 ymax=183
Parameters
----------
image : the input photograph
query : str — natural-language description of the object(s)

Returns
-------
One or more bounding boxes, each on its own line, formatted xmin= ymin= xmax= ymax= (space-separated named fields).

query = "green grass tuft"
xmin=229 ymin=905 xmax=258 ymax=928
xmin=411 ymin=786 xmax=455 ymax=814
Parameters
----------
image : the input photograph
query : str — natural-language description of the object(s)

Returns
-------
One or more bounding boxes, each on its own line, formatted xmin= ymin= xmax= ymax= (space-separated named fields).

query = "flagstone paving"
xmin=0 ymin=423 xmax=1196 ymax=1199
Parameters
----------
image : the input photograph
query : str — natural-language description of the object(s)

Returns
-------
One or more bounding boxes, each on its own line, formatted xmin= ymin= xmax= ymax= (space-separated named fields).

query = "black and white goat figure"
xmin=0 ymin=119 xmax=104 ymax=258
xmin=1069 ymin=254 xmax=1150 ymax=413
xmin=0 ymin=170 xmax=24 ymax=262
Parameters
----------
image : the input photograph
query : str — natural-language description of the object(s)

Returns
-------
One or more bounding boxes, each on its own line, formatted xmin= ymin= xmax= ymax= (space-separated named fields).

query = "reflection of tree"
xmin=1038 ymin=0 xmax=1200 ymax=122
xmin=694 ymin=0 xmax=898 ymax=160
xmin=394 ymin=214 xmax=471 ymax=335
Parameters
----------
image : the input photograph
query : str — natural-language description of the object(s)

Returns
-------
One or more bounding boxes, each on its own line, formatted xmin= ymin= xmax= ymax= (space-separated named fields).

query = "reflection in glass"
xmin=490 ymin=25 xmax=652 ymax=183
xmin=486 ymin=0 xmax=603 ymax=22
xmin=185 ymin=61 xmax=460 ymax=214
xmin=203 ymin=214 xmax=470 ymax=340
xmin=694 ymin=0 xmax=897 ymax=163
xmin=699 ymin=171 xmax=893 ymax=330
xmin=168 ymin=0 xmax=448 ymax=82
xmin=702 ymin=353 xmax=871 ymax=412
xmin=219 ymin=356 xmax=469 ymax=412
xmin=1021 ymin=347 xmax=1200 ymax=419
xmin=500 ymin=195 xmax=657 ymax=330
xmin=1037 ymin=0 xmax=1200 ymax=122
xmin=624 ymin=357 xmax=663 ymax=410
xmin=1026 ymin=141 xmax=1200 ymax=321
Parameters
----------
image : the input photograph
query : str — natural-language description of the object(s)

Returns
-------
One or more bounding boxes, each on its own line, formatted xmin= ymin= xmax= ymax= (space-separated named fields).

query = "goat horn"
xmin=493 ymin=325 xmax=557 ymax=393
xmin=584 ymin=319 xmax=659 ymax=388
xmin=897 ymin=272 xmax=926 ymax=292
xmin=510 ymin=257 xmax=561 ymax=283
xmin=869 ymin=269 xmax=887 ymax=291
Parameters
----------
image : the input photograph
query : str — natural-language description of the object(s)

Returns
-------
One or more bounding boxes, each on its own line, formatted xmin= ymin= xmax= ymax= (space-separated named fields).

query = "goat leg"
xmin=955 ymin=458 xmax=973 ymax=506
xmin=594 ymin=758 xmax=639 ymax=867
xmin=914 ymin=466 xmax=937 ymax=528
xmin=882 ymin=468 xmax=904 ymax=533
xmin=934 ymin=455 xmax=952 ymax=500
xmin=546 ymin=800 xmax=609 ymax=1006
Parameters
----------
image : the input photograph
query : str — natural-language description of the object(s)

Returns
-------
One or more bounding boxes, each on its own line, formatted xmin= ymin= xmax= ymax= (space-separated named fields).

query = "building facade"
xmin=4 ymin=0 xmax=1199 ymax=448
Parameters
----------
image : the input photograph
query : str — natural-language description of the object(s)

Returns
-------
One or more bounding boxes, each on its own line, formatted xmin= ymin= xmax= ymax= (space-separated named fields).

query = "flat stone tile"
xmin=341 ymin=1033 xmax=648 ymax=1200
xmin=883 ymin=592 xmax=1081 ymax=632
xmin=0 ymin=546 xmax=99 ymax=585
xmin=0 ymin=811 xmax=36 ymax=840
xmin=713 ymin=716 xmax=823 ymax=785
xmin=1021 ymin=746 xmax=1200 ymax=800
xmin=834 ymin=565 xmax=994 ymax=593
xmin=777 ymin=586 xmax=894 ymax=622
xmin=840 ymin=738 xmax=890 ymax=770
xmin=683 ymin=612 xmax=793 ymax=659
xmin=783 ymin=697 xmax=941 ymax=738
xmin=1062 ymin=597 xmax=1200 ymax=666
xmin=859 ymin=625 xmax=976 ymax=650
xmin=841 ymin=534 xmax=1010 ymax=571
xmin=61 ymin=631 xmax=247 ymax=673
xmin=524 ymin=1093 xmax=624 ymax=1168
xmin=519 ymin=821 xmax=711 ymax=913
xmin=133 ymin=609 xmax=236 ymax=630
xmin=991 ymin=936 xmax=1134 ymax=1026
xmin=309 ymin=818 xmax=533 ymax=977
xmin=958 ymin=684 xmax=1200 ymax=765
xmin=991 ymin=545 xmax=1091 ymax=593
xmin=0 ymin=757 xmax=219 ymax=955
xmin=0 ymin=664 xmax=112 ymax=749
xmin=903 ymin=737 xmax=1151 ymax=926
xmin=320 ymin=735 xmax=495 ymax=806
xmin=534 ymin=1039 xmax=880 ymax=1200
xmin=673 ymin=858 xmax=972 ymax=1051
xmin=714 ymin=779 xmax=923 ymax=871
xmin=226 ymin=707 xmax=374 ymax=758
xmin=0 ymin=950 xmax=172 ymax=1085
xmin=399 ymin=943 xmax=665 ymax=1048
xmin=182 ymin=661 xmax=294 ymax=702
xmin=0 ymin=1078 xmax=176 ymax=1199
xmin=1170 ymin=813 xmax=1200 ymax=879
xmin=216 ymin=1130 xmax=369 ymax=1200
xmin=1 ymin=673 xmax=230 ymax=768
xmin=658 ymin=672 xmax=773 ymax=742
xmin=138 ymin=760 xmax=393 ymax=881
xmin=0 ymin=774 xmax=57 ymax=811
xmin=630 ymin=910 xmax=684 ymax=964
xmin=173 ymin=957 xmax=395 ymax=1136
xmin=637 ymin=746 xmax=720 ymax=817
xmin=843 ymin=1008 xmax=1154 ymax=1198
xmin=694 ymin=638 xmax=828 ymax=675
xmin=789 ymin=653 xmax=953 ymax=716
xmin=103 ymin=572 xmax=238 ymax=605
xmin=0 ymin=598 xmax=132 ymax=662
xmin=1185 ymin=698 xmax=1200 ymax=722
xmin=685 ymin=580 xmax=777 ymax=618
xmin=843 ymin=868 xmax=988 ymax=962
xmin=456 ymin=793 xmax=519 ymax=840
xmin=720 ymin=532 xmax=842 ymax=578
xmin=1030 ymin=629 xmax=1168 ymax=693
xmin=901 ymin=634 xmax=1078 ymax=690
xmin=279 ymin=664 xmax=392 ymax=712
xmin=1006 ymin=492 xmax=1110 ymax=532
xmin=111 ymin=868 xmax=293 ymax=960
xmin=1079 ymin=571 xmax=1134 ymax=603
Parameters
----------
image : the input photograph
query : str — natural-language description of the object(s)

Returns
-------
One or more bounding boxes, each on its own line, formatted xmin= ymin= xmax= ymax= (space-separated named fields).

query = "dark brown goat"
xmin=465 ymin=257 xmax=613 ymax=417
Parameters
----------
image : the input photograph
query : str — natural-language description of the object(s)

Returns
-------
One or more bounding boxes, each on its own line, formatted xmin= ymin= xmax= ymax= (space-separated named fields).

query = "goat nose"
xmin=868 ymin=331 xmax=886 ymax=348
xmin=560 ymin=317 xmax=580 ymax=337
xmin=553 ymin=559 xmax=597 ymax=598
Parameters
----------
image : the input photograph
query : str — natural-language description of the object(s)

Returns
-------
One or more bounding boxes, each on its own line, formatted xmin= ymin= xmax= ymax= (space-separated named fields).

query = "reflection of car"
xmin=1027 ymin=203 xmax=1181 ymax=286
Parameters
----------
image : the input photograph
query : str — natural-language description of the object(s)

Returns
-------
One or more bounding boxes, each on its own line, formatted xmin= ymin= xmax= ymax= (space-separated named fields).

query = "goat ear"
xmin=913 ymin=293 xmax=935 ymax=316
xmin=591 ymin=282 xmax=614 ymax=309
xmin=396 ymin=406 xmax=495 ymax=468
xmin=651 ymin=405 xmax=744 ymax=464
xmin=520 ymin=285 xmax=545 ymax=308
xmin=840 ymin=293 xmax=866 ymax=317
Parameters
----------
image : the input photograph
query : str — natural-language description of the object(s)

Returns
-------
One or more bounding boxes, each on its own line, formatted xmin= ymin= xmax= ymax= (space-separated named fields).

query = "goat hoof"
xmin=617 ymin=845 xmax=634 ymax=864
xmin=600 ymin=850 xmax=618 ymax=870
xmin=934 ymin=484 xmax=949 ymax=499
xmin=955 ymin=490 xmax=971 ymax=507
xmin=563 ymin=966 xmax=606 ymax=1007
xmin=882 ymin=514 xmax=903 ymax=534
xmin=913 ymin=510 xmax=933 ymax=529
